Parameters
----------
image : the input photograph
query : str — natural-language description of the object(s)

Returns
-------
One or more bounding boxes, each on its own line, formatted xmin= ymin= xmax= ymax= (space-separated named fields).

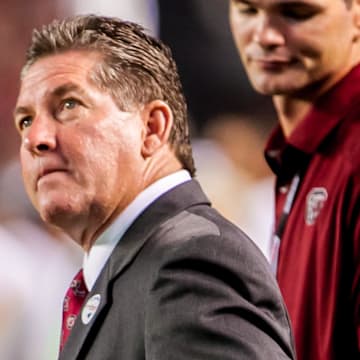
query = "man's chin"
xmin=251 ymin=79 xmax=282 ymax=94
xmin=252 ymin=82 xmax=300 ymax=96
xmin=38 ymin=200 xmax=80 ymax=229
xmin=249 ymin=71 xmax=309 ymax=96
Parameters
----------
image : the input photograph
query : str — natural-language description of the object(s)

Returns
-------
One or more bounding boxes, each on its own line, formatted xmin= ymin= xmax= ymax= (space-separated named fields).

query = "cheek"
xmin=291 ymin=17 xmax=350 ymax=61
xmin=19 ymin=153 xmax=38 ymax=207
xmin=295 ymin=34 xmax=346 ymax=79
xmin=231 ymin=25 xmax=248 ymax=51
xmin=292 ymin=26 xmax=324 ymax=53
xmin=230 ymin=14 xmax=243 ymax=41
xmin=20 ymin=149 xmax=33 ymax=189
xmin=77 ymin=124 xmax=142 ymax=184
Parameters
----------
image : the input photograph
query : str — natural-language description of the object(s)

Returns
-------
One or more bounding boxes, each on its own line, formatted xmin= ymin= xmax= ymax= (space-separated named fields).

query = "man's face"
xmin=15 ymin=51 xmax=146 ymax=233
xmin=229 ymin=0 xmax=360 ymax=96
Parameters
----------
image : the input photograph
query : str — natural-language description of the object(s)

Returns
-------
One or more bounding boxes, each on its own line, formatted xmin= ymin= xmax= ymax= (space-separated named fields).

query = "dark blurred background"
xmin=158 ymin=0 xmax=276 ymax=135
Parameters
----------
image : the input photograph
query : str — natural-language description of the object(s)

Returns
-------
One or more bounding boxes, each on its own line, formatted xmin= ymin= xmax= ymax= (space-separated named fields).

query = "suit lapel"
xmin=59 ymin=180 xmax=210 ymax=359
xmin=108 ymin=179 xmax=210 ymax=278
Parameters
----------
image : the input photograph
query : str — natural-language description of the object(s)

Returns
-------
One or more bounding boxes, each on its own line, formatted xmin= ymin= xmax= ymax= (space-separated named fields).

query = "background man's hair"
xmin=22 ymin=15 xmax=195 ymax=176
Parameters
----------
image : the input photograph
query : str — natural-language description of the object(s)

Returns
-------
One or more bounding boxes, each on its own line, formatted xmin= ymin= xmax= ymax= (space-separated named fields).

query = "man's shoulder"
xmin=148 ymin=206 xmax=272 ymax=277
xmin=154 ymin=205 xmax=249 ymax=248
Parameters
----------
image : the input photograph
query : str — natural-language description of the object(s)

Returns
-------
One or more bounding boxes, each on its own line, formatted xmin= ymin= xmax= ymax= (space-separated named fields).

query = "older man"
xmin=14 ymin=15 xmax=295 ymax=359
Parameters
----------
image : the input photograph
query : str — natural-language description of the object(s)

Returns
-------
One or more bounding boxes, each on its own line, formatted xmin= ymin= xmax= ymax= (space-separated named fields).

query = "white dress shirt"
xmin=83 ymin=170 xmax=191 ymax=291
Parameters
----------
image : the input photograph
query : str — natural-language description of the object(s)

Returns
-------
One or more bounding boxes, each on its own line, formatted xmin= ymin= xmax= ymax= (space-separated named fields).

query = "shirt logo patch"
xmin=305 ymin=187 xmax=328 ymax=226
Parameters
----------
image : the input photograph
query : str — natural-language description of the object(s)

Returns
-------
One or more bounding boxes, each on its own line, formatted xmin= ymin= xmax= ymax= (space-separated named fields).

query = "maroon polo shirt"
xmin=265 ymin=64 xmax=360 ymax=360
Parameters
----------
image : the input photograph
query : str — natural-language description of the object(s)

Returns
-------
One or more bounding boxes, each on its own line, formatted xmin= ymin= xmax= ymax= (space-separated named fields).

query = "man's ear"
xmin=353 ymin=0 xmax=360 ymax=36
xmin=141 ymin=100 xmax=173 ymax=158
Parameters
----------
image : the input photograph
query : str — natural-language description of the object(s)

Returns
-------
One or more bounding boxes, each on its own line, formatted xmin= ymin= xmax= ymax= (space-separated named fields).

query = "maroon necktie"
xmin=60 ymin=269 xmax=88 ymax=352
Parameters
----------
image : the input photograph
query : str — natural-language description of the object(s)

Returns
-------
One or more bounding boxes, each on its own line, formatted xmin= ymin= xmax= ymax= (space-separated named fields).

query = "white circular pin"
xmin=81 ymin=294 xmax=101 ymax=325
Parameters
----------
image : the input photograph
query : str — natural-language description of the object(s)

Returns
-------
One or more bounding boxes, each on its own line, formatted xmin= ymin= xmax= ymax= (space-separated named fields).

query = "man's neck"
xmin=272 ymin=95 xmax=313 ymax=138
xmin=272 ymin=77 xmax=336 ymax=137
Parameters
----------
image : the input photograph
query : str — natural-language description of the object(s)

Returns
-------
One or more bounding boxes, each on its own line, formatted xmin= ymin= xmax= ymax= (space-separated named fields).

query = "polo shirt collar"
xmin=266 ymin=63 xmax=360 ymax=177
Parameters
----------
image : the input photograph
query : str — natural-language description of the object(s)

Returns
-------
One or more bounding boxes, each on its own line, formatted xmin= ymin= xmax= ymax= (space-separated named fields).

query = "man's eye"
xmin=282 ymin=6 xmax=318 ymax=21
xmin=56 ymin=98 xmax=84 ymax=121
xmin=231 ymin=0 xmax=258 ymax=15
xmin=236 ymin=4 xmax=258 ymax=15
xmin=18 ymin=116 xmax=33 ymax=131
xmin=62 ymin=99 xmax=79 ymax=110
xmin=240 ymin=7 xmax=257 ymax=15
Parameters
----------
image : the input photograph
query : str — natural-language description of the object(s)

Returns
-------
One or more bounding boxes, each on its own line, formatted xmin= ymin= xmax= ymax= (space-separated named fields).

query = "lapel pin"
xmin=81 ymin=294 xmax=101 ymax=325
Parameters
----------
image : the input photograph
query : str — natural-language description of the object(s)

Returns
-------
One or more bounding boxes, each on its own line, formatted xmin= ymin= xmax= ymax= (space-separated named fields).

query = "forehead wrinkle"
xmin=15 ymin=51 xmax=103 ymax=121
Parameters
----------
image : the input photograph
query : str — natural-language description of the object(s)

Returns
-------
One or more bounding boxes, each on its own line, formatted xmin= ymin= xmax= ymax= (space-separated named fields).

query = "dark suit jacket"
xmin=59 ymin=180 xmax=295 ymax=359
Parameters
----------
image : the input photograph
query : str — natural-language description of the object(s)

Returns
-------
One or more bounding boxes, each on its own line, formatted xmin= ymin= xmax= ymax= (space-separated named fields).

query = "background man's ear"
xmin=354 ymin=0 xmax=360 ymax=33
xmin=141 ymin=100 xmax=173 ymax=158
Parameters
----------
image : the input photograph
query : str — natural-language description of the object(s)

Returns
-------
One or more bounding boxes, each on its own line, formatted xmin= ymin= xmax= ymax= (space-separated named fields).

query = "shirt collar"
xmin=265 ymin=63 xmax=360 ymax=176
xmin=83 ymin=170 xmax=192 ymax=290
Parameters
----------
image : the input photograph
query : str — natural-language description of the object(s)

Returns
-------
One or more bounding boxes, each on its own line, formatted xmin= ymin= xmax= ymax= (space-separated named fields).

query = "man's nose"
xmin=23 ymin=115 xmax=57 ymax=155
xmin=253 ymin=15 xmax=285 ymax=48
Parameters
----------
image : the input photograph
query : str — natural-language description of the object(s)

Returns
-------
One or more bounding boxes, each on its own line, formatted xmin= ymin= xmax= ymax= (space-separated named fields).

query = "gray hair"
xmin=22 ymin=15 xmax=195 ymax=176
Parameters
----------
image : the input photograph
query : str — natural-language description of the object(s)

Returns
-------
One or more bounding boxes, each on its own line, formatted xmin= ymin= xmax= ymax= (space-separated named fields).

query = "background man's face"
xmin=229 ymin=0 xmax=359 ymax=96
